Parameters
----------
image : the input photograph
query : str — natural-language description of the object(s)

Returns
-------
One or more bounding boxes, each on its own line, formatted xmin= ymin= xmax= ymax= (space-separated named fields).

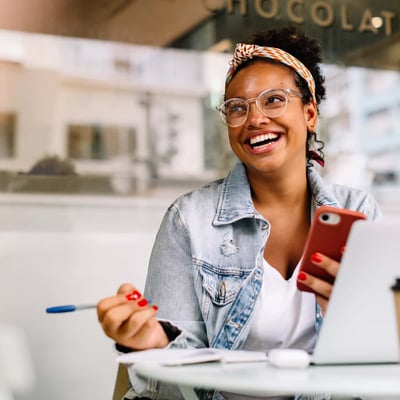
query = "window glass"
xmin=0 ymin=18 xmax=399 ymax=204
xmin=67 ymin=125 xmax=136 ymax=160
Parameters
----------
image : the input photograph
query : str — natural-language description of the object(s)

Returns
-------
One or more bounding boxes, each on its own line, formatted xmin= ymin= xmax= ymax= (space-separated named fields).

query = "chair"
xmin=0 ymin=325 xmax=35 ymax=400
xmin=112 ymin=364 xmax=130 ymax=400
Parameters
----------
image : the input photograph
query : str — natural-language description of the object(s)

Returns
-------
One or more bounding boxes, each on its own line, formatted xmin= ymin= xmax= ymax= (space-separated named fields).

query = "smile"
xmin=248 ymin=133 xmax=280 ymax=149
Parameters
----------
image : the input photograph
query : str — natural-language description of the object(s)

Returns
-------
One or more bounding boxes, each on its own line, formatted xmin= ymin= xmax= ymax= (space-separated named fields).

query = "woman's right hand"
xmin=97 ymin=283 xmax=169 ymax=350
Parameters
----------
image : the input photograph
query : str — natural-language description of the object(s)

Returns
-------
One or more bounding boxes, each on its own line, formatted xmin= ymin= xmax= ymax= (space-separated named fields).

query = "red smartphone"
xmin=297 ymin=205 xmax=366 ymax=293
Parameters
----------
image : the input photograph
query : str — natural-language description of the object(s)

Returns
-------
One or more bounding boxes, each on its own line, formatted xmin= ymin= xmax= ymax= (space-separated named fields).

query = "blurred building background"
xmin=1 ymin=31 xmax=400 ymax=208
xmin=0 ymin=32 xmax=227 ymax=196
xmin=1 ymin=1 xmax=400 ymax=400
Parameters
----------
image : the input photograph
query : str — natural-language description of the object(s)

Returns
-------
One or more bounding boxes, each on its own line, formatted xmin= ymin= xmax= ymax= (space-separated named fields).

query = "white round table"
xmin=134 ymin=361 xmax=400 ymax=399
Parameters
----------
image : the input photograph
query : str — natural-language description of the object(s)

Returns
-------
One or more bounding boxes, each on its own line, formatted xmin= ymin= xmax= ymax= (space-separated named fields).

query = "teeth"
xmin=250 ymin=133 xmax=278 ymax=145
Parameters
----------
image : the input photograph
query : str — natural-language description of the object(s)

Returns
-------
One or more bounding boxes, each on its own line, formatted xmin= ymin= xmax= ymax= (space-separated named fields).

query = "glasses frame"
xmin=216 ymin=88 xmax=303 ymax=128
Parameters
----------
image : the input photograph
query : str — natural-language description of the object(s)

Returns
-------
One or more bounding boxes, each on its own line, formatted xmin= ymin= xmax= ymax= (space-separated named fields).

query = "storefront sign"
xmin=203 ymin=0 xmax=397 ymax=37
xmin=195 ymin=0 xmax=399 ymax=68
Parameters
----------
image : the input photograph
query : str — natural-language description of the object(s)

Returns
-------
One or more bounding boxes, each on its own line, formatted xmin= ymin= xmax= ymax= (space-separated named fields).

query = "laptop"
xmin=312 ymin=219 xmax=400 ymax=365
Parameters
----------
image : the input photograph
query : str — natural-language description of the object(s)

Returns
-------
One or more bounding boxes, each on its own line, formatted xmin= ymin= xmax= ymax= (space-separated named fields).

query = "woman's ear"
xmin=304 ymin=102 xmax=318 ymax=131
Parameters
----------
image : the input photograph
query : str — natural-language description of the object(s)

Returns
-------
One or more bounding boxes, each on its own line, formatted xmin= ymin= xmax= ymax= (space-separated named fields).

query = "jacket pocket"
xmin=197 ymin=261 xmax=252 ymax=306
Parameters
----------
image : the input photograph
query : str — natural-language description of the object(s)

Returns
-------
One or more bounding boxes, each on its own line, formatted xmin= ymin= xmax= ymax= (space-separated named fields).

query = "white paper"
xmin=117 ymin=348 xmax=268 ymax=366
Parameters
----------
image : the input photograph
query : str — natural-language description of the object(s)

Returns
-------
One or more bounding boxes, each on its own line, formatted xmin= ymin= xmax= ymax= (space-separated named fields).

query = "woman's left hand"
xmin=297 ymin=253 xmax=340 ymax=315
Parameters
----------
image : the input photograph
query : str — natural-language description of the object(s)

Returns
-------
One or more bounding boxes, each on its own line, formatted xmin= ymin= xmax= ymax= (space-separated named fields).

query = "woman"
xmin=97 ymin=27 xmax=381 ymax=399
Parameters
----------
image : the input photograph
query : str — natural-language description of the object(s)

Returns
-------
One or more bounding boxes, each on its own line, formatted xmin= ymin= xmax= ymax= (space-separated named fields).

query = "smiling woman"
xmin=96 ymin=26 xmax=381 ymax=400
xmin=221 ymin=30 xmax=325 ymax=170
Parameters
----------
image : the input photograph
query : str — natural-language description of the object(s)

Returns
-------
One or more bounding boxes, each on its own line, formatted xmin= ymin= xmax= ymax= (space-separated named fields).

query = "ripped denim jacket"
xmin=126 ymin=161 xmax=381 ymax=400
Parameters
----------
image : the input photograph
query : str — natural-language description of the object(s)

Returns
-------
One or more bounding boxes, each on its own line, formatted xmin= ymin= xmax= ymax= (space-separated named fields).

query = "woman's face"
xmin=225 ymin=61 xmax=317 ymax=178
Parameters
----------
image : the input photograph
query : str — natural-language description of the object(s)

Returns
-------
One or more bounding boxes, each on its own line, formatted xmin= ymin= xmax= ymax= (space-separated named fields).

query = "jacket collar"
xmin=307 ymin=167 xmax=342 ymax=208
xmin=213 ymin=162 xmax=341 ymax=226
xmin=213 ymin=162 xmax=256 ymax=226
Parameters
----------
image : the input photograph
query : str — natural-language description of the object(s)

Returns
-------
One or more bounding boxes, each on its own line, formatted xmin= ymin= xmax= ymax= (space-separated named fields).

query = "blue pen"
xmin=46 ymin=304 xmax=97 ymax=313
xmin=46 ymin=298 xmax=153 ymax=313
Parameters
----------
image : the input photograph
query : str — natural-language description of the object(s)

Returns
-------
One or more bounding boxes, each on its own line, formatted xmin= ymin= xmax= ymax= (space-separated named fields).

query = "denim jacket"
xmin=126 ymin=162 xmax=381 ymax=400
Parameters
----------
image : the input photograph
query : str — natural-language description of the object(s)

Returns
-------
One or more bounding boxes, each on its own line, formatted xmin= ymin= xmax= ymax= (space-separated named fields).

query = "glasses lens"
xmin=218 ymin=89 xmax=291 ymax=127
xmin=222 ymin=99 xmax=248 ymax=127
xmin=258 ymin=89 xmax=288 ymax=118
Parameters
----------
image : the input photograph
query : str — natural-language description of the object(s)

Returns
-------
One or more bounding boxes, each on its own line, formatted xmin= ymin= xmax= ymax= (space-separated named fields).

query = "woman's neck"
xmin=248 ymin=166 xmax=310 ymax=215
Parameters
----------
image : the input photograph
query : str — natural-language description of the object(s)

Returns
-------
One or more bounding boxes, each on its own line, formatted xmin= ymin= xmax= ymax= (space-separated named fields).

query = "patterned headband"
xmin=226 ymin=43 xmax=316 ymax=104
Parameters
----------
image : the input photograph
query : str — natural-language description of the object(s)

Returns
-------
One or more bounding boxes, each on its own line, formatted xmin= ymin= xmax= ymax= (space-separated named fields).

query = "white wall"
xmin=0 ymin=194 xmax=171 ymax=400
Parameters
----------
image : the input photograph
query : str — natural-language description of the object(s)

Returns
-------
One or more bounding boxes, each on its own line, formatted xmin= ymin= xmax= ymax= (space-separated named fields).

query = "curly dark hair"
xmin=229 ymin=26 xmax=326 ymax=166
xmin=247 ymin=26 xmax=326 ymax=107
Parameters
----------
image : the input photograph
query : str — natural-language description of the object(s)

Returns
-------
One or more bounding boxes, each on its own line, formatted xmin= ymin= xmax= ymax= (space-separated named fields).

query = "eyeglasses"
xmin=216 ymin=88 xmax=303 ymax=128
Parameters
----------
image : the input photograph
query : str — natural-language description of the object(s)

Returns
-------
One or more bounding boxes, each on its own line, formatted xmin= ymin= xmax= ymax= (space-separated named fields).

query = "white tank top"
xmin=243 ymin=258 xmax=317 ymax=353
xmin=221 ymin=260 xmax=317 ymax=400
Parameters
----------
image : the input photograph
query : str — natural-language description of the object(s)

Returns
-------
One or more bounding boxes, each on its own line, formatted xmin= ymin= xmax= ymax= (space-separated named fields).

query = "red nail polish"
xmin=152 ymin=305 xmax=158 ymax=311
xmin=138 ymin=299 xmax=148 ymax=307
xmin=298 ymin=272 xmax=307 ymax=281
xmin=311 ymin=253 xmax=322 ymax=263
xmin=341 ymin=245 xmax=346 ymax=254
xmin=126 ymin=290 xmax=141 ymax=301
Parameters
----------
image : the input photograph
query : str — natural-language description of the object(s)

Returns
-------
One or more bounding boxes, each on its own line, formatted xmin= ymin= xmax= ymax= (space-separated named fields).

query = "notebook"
xmin=312 ymin=219 xmax=400 ymax=365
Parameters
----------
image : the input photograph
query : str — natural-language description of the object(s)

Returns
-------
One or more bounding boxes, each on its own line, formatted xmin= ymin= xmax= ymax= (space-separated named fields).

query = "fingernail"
xmin=152 ymin=305 xmax=158 ymax=311
xmin=138 ymin=299 xmax=148 ymax=307
xmin=311 ymin=252 xmax=322 ymax=263
xmin=126 ymin=290 xmax=141 ymax=301
xmin=298 ymin=272 xmax=307 ymax=281
xmin=341 ymin=245 xmax=346 ymax=254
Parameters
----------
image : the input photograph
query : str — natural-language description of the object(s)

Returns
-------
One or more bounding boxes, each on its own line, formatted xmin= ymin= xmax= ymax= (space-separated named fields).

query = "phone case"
xmin=297 ymin=205 xmax=366 ymax=293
